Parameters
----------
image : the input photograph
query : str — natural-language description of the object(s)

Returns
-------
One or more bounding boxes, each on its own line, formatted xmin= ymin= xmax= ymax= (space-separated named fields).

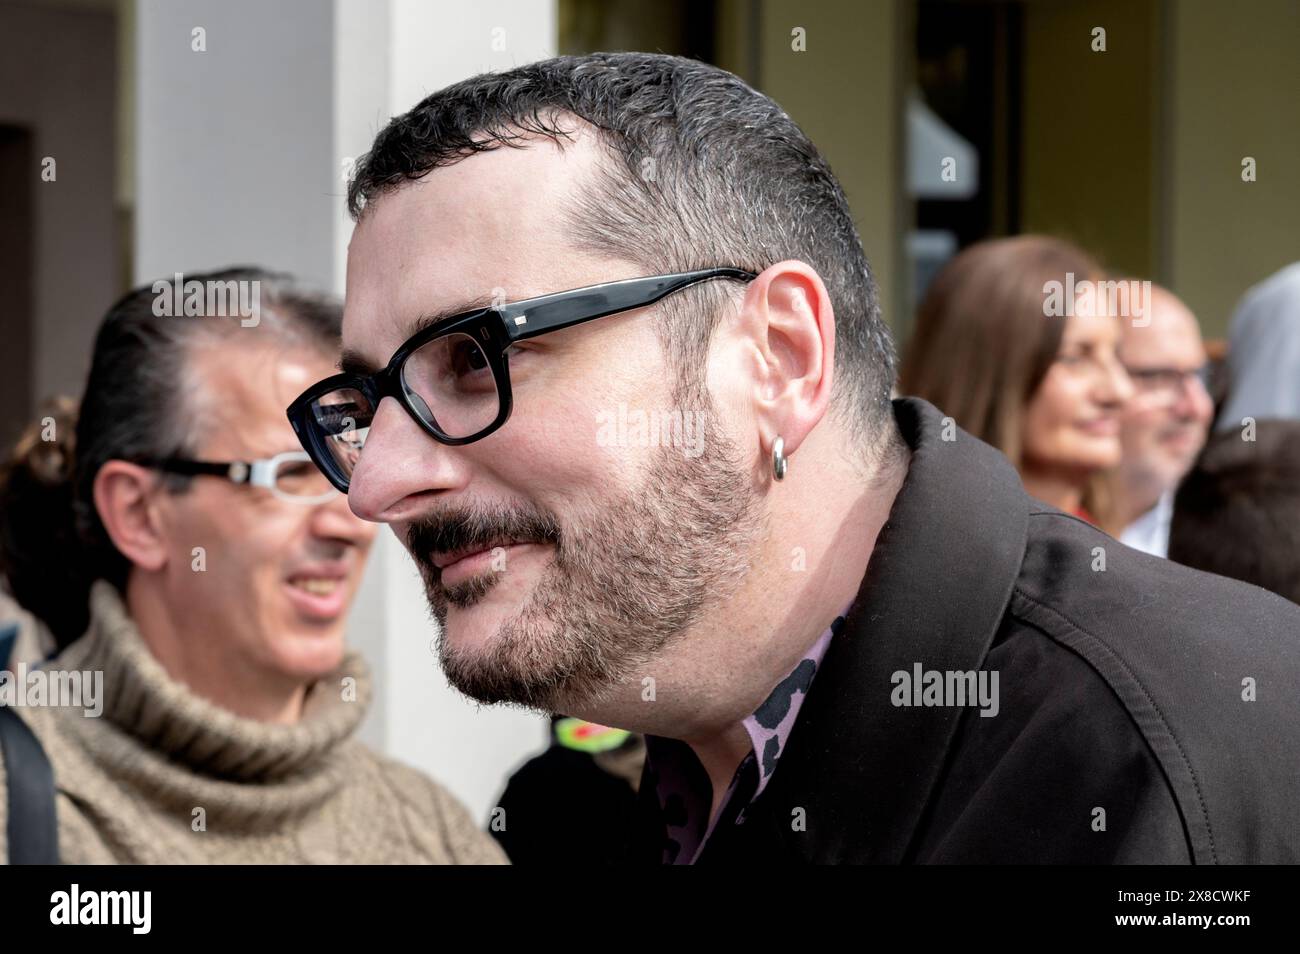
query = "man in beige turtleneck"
xmin=0 ymin=272 xmax=505 ymax=864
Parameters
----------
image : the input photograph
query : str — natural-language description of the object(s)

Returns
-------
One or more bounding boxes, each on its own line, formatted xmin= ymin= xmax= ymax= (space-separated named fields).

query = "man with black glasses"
xmin=291 ymin=53 xmax=1300 ymax=864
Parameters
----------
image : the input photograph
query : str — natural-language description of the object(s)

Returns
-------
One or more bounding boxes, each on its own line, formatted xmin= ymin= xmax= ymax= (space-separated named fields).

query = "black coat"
xmin=632 ymin=398 xmax=1300 ymax=864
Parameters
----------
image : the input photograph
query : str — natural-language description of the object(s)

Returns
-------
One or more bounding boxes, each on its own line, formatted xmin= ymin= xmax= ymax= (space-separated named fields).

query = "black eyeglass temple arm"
xmin=134 ymin=458 xmax=251 ymax=482
xmin=501 ymin=268 xmax=755 ymax=343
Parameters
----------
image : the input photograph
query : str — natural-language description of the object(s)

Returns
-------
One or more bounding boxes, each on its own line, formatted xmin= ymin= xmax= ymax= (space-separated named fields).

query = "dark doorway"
xmin=0 ymin=124 xmax=34 ymax=451
xmin=915 ymin=0 xmax=1023 ymax=249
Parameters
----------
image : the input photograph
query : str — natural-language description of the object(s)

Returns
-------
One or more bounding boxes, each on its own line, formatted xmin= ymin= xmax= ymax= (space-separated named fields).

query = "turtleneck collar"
xmin=58 ymin=581 xmax=371 ymax=785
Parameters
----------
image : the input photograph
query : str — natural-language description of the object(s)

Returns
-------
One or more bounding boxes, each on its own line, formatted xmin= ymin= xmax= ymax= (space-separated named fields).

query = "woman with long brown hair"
xmin=899 ymin=235 xmax=1133 ymax=520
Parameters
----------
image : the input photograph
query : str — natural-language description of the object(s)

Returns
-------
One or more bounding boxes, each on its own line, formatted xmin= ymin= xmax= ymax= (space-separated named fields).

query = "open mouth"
xmin=287 ymin=577 xmax=343 ymax=596
xmin=284 ymin=568 xmax=351 ymax=620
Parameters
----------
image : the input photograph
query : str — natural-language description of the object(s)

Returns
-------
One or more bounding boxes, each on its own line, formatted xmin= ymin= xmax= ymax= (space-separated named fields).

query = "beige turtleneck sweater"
xmin=0 ymin=581 xmax=507 ymax=864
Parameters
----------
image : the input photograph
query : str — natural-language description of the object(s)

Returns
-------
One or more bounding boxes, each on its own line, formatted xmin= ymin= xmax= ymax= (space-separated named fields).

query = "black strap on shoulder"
xmin=0 ymin=704 xmax=60 ymax=864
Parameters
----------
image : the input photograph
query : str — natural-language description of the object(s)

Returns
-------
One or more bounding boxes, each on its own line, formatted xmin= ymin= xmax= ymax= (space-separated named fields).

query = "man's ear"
xmin=92 ymin=461 xmax=171 ymax=573
xmin=745 ymin=260 xmax=836 ymax=459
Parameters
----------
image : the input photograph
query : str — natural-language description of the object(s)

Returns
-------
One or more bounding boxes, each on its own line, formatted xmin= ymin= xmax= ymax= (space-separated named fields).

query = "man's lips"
xmin=431 ymin=539 xmax=535 ymax=571
xmin=433 ymin=541 xmax=552 ymax=592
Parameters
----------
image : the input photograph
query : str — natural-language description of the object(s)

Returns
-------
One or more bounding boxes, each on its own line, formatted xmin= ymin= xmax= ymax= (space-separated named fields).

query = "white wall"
xmin=136 ymin=0 xmax=556 ymax=823
xmin=135 ymin=0 xmax=336 ymax=288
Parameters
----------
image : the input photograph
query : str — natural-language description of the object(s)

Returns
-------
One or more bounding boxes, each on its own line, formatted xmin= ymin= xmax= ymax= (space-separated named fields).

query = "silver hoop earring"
xmin=772 ymin=436 xmax=788 ymax=482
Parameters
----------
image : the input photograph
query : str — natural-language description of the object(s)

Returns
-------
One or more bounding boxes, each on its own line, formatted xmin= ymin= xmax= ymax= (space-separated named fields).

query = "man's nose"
xmin=347 ymin=396 xmax=469 ymax=523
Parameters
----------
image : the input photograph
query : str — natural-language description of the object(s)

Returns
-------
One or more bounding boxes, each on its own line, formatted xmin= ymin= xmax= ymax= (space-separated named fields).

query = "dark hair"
xmin=0 ymin=267 xmax=342 ymax=648
xmin=899 ymin=235 xmax=1105 ymax=468
xmin=346 ymin=52 xmax=897 ymax=456
xmin=1168 ymin=420 xmax=1300 ymax=605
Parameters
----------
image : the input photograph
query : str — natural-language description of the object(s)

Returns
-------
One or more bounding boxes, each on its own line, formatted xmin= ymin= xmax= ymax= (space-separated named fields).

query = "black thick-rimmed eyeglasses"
xmin=286 ymin=267 xmax=757 ymax=493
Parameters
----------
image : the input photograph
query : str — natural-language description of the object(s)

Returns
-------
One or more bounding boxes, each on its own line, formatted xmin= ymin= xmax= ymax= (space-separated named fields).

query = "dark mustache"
xmin=405 ymin=504 xmax=562 ymax=573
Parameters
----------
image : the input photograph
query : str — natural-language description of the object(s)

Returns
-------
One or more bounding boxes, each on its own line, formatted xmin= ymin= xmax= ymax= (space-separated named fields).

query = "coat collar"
xmin=695 ymin=397 xmax=1030 ymax=863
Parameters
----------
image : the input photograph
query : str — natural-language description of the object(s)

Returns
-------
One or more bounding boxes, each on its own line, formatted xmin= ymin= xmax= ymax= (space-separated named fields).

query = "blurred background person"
xmin=1098 ymin=284 xmax=1214 ymax=556
xmin=898 ymin=235 xmax=1133 ymax=521
xmin=0 ymin=269 xmax=505 ymax=864
xmin=1215 ymin=263 xmax=1300 ymax=432
xmin=1166 ymin=262 xmax=1300 ymax=604
xmin=0 ymin=398 xmax=68 ymax=669
xmin=1168 ymin=420 xmax=1300 ymax=606
xmin=491 ymin=715 xmax=645 ymax=865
